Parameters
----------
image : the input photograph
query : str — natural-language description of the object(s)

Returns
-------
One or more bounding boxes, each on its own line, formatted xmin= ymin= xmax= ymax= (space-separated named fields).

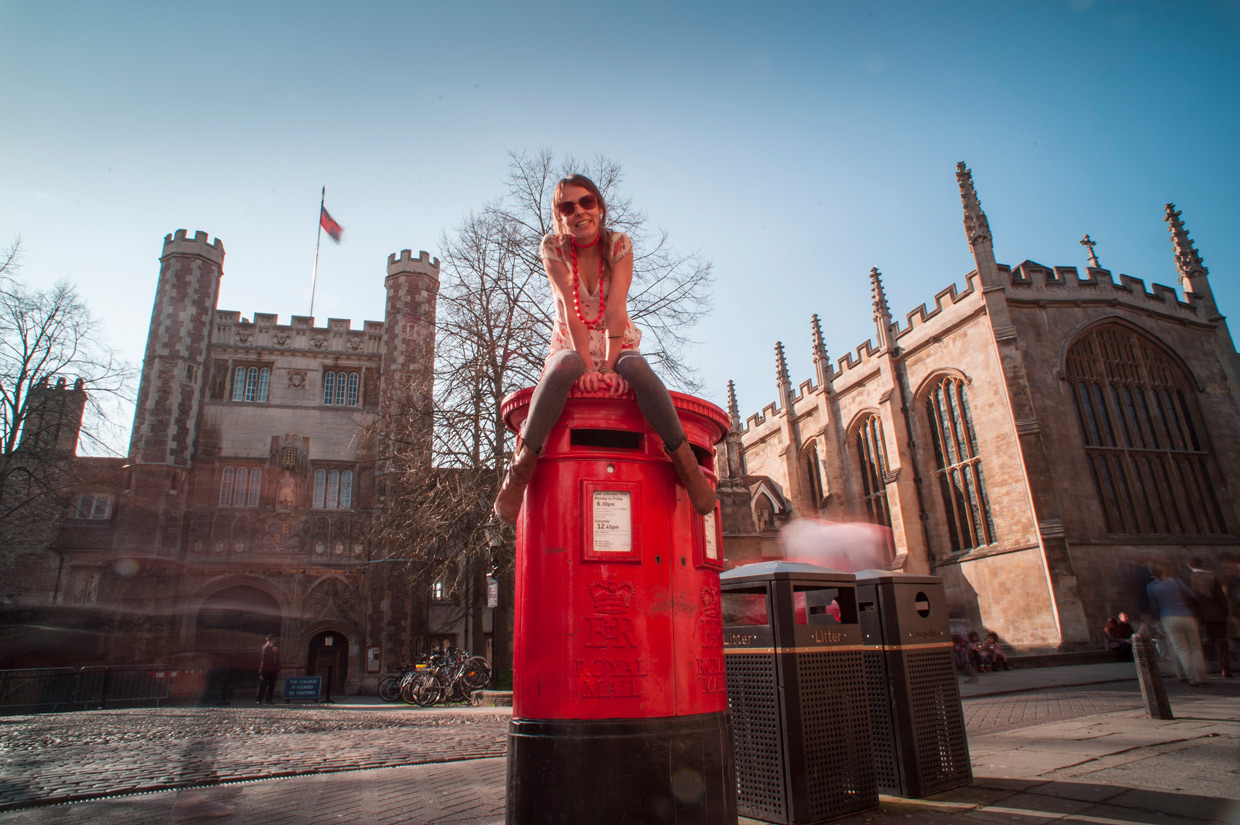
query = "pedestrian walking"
xmin=1146 ymin=562 xmax=1207 ymax=685
xmin=1188 ymin=556 xmax=1232 ymax=677
xmin=257 ymin=634 xmax=279 ymax=704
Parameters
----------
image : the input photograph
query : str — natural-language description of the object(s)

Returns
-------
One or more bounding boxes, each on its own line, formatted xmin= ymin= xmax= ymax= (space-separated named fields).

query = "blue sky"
xmin=3 ymin=1 xmax=1238 ymax=453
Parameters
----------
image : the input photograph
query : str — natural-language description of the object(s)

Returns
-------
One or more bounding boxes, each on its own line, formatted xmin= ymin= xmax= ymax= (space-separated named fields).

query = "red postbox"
xmin=503 ymin=385 xmax=736 ymax=825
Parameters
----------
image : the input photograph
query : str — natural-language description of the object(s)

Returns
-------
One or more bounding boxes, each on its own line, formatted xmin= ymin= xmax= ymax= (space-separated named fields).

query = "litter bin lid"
xmin=721 ymin=561 xmax=855 ymax=585
xmin=853 ymin=568 xmax=942 ymax=585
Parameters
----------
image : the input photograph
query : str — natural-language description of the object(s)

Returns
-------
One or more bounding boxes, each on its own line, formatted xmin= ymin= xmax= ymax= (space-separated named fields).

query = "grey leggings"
xmin=521 ymin=350 xmax=686 ymax=453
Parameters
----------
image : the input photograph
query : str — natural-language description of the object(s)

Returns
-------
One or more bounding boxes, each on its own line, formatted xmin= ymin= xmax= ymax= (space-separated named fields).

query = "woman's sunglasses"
xmin=555 ymin=194 xmax=598 ymax=216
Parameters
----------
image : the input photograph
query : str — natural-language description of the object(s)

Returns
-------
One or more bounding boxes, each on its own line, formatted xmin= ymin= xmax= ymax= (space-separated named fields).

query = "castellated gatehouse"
xmin=0 ymin=230 xmax=456 ymax=695
xmin=714 ymin=164 xmax=1240 ymax=653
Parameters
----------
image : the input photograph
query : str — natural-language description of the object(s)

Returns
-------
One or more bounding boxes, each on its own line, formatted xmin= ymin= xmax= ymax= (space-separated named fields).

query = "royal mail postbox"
xmin=854 ymin=570 xmax=970 ymax=798
xmin=721 ymin=562 xmax=878 ymax=825
xmin=502 ymin=386 xmax=737 ymax=825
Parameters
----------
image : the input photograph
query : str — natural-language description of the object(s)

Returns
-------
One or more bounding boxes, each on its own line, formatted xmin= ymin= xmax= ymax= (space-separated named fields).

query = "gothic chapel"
xmin=716 ymin=164 xmax=1240 ymax=651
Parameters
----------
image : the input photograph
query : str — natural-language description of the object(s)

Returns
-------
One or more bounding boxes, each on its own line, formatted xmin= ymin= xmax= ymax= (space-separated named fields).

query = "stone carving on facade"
xmin=273 ymin=331 xmax=291 ymax=348
xmin=276 ymin=473 xmax=297 ymax=510
xmin=288 ymin=370 xmax=306 ymax=389
xmin=304 ymin=577 xmax=360 ymax=620
xmin=235 ymin=329 xmax=253 ymax=345
xmin=347 ymin=337 xmax=364 ymax=353
xmin=310 ymin=335 xmax=327 ymax=350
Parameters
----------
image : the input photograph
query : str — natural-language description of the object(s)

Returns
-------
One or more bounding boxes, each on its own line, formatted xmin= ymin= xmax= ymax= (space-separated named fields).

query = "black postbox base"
xmin=506 ymin=711 xmax=737 ymax=825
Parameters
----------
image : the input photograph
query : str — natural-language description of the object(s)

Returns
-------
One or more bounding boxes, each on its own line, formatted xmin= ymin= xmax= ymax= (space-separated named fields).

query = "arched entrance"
xmin=195 ymin=586 xmax=282 ymax=701
xmin=307 ymin=630 xmax=348 ymax=695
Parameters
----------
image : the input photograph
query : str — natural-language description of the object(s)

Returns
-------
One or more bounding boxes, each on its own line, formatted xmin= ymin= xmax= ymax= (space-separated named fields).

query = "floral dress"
xmin=540 ymin=231 xmax=641 ymax=371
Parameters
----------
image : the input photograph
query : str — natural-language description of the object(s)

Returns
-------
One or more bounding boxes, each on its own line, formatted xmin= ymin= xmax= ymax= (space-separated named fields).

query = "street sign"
xmin=282 ymin=676 xmax=322 ymax=702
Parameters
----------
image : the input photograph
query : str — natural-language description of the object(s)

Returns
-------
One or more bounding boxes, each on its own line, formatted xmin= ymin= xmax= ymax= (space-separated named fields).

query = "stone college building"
xmin=716 ymin=164 xmax=1240 ymax=651
xmin=3 ymin=230 xmax=451 ymax=694
xmin=5 ymin=163 xmax=1238 ymax=683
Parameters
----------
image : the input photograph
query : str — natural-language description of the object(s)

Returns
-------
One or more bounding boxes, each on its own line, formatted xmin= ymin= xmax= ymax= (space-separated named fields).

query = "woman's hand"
xmin=576 ymin=369 xmax=604 ymax=393
xmin=603 ymin=370 xmax=629 ymax=397
xmin=575 ymin=369 xmax=629 ymax=396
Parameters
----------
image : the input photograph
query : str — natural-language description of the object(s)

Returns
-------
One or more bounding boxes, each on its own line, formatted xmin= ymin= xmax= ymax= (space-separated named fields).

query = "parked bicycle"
xmin=378 ymin=663 xmax=416 ymax=703
xmin=399 ymin=649 xmax=491 ymax=707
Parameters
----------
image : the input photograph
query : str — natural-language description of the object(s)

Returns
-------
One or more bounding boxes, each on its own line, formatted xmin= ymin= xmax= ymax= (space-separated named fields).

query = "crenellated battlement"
xmin=890 ymin=269 xmax=982 ymax=341
xmin=211 ymin=310 xmax=384 ymax=355
xmin=162 ymin=229 xmax=225 ymax=264
xmin=1005 ymin=260 xmax=1198 ymax=313
xmin=386 ymin=249 xmax=441 ymax=280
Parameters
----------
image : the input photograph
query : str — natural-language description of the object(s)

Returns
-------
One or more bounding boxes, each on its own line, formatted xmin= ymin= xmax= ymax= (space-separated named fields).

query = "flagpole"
xmin=310 ymin=186 xmax=325 ymax=318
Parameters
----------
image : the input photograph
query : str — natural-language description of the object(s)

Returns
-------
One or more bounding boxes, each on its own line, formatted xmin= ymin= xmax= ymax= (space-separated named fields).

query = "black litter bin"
xmin=721 ymin=562 xmax=878 ymax=824
xmin=854 ymin=570 xmax=971 ymax=798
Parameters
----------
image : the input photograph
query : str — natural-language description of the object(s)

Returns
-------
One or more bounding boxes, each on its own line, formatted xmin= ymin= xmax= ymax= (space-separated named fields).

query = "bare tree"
xmin=0 ymin=237 xmax=132 ymax=534
xmin=368 ymin=152 xmax=714 ymax=678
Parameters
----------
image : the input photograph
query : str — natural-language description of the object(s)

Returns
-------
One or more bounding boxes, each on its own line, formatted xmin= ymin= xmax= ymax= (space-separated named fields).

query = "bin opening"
xmin=793 ymin=586 xmax=858 ymax=625
xmin=722 ymin=588 xmax=769 ymax=626
xmin=570 ymin=428 xmax=643 ymax=450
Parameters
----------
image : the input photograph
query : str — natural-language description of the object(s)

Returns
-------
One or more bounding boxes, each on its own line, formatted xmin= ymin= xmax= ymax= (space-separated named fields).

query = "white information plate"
xmin=704 ymin=511 xmax=718 ymax=560
xmin=592 ymin=490 xmax=633 ymax=553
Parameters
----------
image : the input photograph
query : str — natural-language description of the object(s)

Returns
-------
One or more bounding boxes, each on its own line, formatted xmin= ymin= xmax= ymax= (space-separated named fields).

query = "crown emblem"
xmin=589 ymin=579 xmax=634 ymax=615
xmin=701 ymin=586 xmax=720 ymax=620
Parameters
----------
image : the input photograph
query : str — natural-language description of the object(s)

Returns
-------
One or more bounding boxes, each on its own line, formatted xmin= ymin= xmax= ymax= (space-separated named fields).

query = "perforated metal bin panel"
xmin=789 ymin=650 xmax=878 ymax=821
xmin=725 ymin=650 xmax=787 ymax=822
xmin=893 ymin=646 xmax=971 ymax=796
xmin=855 ymin=571 xmax=971 ymax=798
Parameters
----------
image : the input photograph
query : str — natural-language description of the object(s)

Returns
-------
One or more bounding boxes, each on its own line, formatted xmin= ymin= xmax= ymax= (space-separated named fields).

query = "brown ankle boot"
xmin=665 ymin=438 xmax=717 ymax=516
xmin=493 ymin=441 xmax=539 ymax=523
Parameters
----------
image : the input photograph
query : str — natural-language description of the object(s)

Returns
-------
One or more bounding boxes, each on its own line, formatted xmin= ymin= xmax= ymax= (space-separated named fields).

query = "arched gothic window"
xmin=313 ymin=468 xmax=354 ymax=509
xmin=219 ymin=466 xmax=263 ymax=507
xmin=231 ymin=366 xmax=270 ymax=403
xmin=219 ymin=467 xmax=234 ymax=506
xmin=926 ymin=376 xmax=996 ymax=552
xmin=323 ymin=371 xmax=360 ymax=405
xmin=801 ymin=442 xmax=824 ymax=506
xmin=855 ymin=414 xmax=892 ymax=528
xmin=1066 ymin=324 xmax=1225 ymax=535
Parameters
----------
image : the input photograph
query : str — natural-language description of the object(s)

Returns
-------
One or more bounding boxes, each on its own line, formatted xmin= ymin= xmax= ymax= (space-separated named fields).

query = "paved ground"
xmin=2 ymin=662 xmax=1237 ymax=824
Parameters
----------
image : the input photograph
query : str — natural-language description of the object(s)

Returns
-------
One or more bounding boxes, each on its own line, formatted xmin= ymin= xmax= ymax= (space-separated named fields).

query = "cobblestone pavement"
xmin=0 ymin=706 xmax=509 ymax=811
xmin=0 ymin=678 xmax=1217 ymax=813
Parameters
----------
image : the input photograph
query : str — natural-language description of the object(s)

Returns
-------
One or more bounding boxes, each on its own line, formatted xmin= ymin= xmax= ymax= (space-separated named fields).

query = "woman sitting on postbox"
xmin=492 ymin=174 xmax=715 ymax=523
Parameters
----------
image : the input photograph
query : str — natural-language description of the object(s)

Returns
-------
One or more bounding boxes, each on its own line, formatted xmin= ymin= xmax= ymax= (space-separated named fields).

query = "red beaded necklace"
xmin=570 ymin=233 xmax=606 ymax=329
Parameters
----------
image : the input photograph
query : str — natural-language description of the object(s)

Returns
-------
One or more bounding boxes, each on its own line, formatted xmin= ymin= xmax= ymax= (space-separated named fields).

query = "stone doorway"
xmin=307 ymin=631 xmax=348 ymax=695
xmin=195 ymin=586 xmax=281 ymax=702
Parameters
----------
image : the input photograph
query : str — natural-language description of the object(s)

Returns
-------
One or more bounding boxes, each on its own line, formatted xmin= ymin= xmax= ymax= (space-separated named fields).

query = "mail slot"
xmin=501 ymin=385 xmax=736 ymax=825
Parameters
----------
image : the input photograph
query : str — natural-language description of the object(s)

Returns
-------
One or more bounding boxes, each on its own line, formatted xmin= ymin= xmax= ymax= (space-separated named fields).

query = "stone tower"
xmin=379 ymin=250 xmax=440 ymax=472
xmin=17 ymin=377 xmax=87 ymax=454
xmin=118 ymin=229 xmax=223 ymax=558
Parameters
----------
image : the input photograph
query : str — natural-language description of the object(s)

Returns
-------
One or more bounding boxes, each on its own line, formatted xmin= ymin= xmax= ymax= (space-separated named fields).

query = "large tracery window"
xmin=856 ymin=414 xmax=892 ymax=528
xmin=1066 ymin=324 xmax=1226 ymax=536
xmin=926 ymin=376 xmax=996 ymax=552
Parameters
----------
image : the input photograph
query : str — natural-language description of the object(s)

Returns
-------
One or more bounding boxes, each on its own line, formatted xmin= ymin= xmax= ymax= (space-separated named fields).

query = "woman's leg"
xmin=613 ymin=353 xmax=686 ymax=448
xmin=522 ymin=350 xmax=586 ymax=452
xmin=615 ymin=353 xmax=716 ymax=515
xmin=493 ymin=351 xmax=585 ymax=523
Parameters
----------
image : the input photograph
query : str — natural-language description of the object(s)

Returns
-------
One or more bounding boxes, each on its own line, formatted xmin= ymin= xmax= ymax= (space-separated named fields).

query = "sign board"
xmin=592 ymin=490 xmax=632 ymax=553
xmin=487 ymin=577 xmax=499 ymax=608
xmin=704 ymin=511 xmax=719 ymax=561
xmin=282 ymin=676 xmax=322 ymax=701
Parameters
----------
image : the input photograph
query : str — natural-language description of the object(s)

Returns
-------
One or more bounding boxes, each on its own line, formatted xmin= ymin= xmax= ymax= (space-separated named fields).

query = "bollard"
xmin=1133 ymin=636 xmax=1173 ymax=720
xmin=502 ymin=386 xmax=737 ymax=825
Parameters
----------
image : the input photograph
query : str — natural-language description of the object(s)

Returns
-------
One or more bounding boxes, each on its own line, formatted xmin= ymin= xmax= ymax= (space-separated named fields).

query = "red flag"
xmin=320 ymin=206 xmax=343 ymax=243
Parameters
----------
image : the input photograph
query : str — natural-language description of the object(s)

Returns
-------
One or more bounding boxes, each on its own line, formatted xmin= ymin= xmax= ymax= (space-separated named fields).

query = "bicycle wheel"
xmin=378 ymin=676 xmax=401 ymax=703
xmin=460 ymin=657 xmax=491 ymax=691
xmin=409 ymin=672 xmax=446 ymax=707
xmin=398 ymin=673 xmax=419 ymax=704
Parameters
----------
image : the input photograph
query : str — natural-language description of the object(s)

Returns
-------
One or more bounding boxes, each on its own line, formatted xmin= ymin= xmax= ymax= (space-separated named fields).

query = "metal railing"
xmin=0 ymin=665 xmax=204 ymax=715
